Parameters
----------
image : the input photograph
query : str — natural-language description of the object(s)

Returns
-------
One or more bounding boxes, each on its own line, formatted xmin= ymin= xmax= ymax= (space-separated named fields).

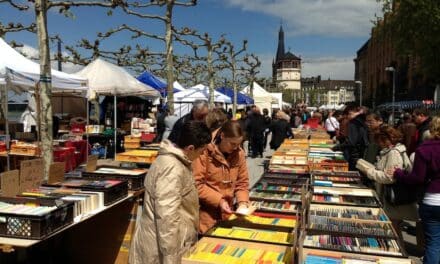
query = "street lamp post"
xmin=385 ymin=67 xmax=396 ymax=125
xmin=355 ymin=80 xmax=362 ymax=107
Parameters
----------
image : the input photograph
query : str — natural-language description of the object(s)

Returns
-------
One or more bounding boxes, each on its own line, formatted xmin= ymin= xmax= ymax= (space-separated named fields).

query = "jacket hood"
xmin=380 ymin=143 xmax=406 ymax=155
xmin=158 ymin=139 xmax=191 ymax=166
xmin=206 ymin=142 xmax=240 ymax=168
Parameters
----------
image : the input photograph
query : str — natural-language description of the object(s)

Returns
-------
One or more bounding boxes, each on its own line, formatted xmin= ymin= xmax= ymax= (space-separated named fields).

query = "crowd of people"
xmin=130 ymin=99 xmax=440 ymax=264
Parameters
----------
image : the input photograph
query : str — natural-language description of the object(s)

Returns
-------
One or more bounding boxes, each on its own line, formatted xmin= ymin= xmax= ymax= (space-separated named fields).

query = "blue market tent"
xmin=216 ymin=87 xmax=254 ymax=105
xmin=137 ymin=71 xmax=179 ymax=97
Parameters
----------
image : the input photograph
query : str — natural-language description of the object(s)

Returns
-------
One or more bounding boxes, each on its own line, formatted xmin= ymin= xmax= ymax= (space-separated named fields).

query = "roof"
xmin=282 ymin=51 xmax=301 ymax=61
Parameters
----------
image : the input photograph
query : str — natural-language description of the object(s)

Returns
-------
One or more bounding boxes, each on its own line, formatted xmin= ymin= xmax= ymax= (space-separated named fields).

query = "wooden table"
xmin=0 ymin=190 xmax=144 ymax=264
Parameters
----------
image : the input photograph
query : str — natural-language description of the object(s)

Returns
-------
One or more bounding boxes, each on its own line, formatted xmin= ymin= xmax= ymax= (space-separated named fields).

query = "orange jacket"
xmin=192 ymin=142 xmax=249 ymax=233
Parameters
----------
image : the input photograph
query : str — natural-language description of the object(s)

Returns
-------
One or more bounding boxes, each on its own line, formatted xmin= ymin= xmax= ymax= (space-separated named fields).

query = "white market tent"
xmin=0 ymin=38 xmax=89 ymax=170
xmin=74 ymin=58 xmax=159 ymax=98
xmin=271 ymin=92 xmax=283 ymax=109
xmin=242 ymin=82 xmax=277 ymax=114
xmin=74 ymin=58 xmax=160 ymax=156
xmin=173 ymin=81 xmax=186 ymax=91
xmin=173 ymin=84 xmax=231 ymax=117
xmin=0 ymin=38 xmax=87 ymax=92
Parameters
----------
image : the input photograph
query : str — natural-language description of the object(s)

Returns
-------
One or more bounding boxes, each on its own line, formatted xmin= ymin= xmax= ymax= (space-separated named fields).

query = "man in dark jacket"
xmin=269 ymin=111 xmax=293 ymax=150
xmin=168 ymin=100 xmax=209 ymax=144
xmin=333 ymin=105 xmax=369 ymax=170
xmin=246 ymin=107 xmax=266 ymax=158
xmin=413 ymin=108 xmax=432 ymax=147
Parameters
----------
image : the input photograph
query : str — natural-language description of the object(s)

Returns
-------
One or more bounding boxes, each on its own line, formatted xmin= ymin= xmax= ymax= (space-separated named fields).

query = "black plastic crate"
xmin=0 ymin=197 xmax=74 ymax=239
xmin=44 ymin=179 xmax=128 ymax=206
xmin=81 ymin=167 xmax=147 ymax=190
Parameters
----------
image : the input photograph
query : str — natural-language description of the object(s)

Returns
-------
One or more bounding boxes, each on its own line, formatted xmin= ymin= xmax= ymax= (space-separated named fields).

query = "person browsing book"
xmin=129 ymin=121 xmax=211 ymax=264
xmin=192 ymin=120 xmax=250 ymax=233
xmin=356 ymin=125 xmax=417 ymax=238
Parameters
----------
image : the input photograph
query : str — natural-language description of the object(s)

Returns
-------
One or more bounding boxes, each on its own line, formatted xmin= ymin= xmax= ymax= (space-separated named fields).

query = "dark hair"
xmin=263 ymin=108 xmax=269 ymax=115
xmin=374 ymin=125 xmax=402 ymax=145
xmin=413 ymin=108 xmax=429 ymax=117
xmin=206 ymin=108 xmax=228 ymax=132
xmin=219 ymin=120 xmax=243 ymax=138
xmin=343 ymin=103 xmax=360 ymax=115
xmin=176 ymin=121 xmax=211 ymax=149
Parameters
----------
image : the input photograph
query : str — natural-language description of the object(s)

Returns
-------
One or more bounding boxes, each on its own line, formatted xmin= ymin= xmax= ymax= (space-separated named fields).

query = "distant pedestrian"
xmin=324 ymin=110 xmax=339 ymax=138
xmin=413 ymin=108 xmax=432 ymax=147
xmin=269 ymin=111 xmax=293 ymax=150
xmin=168 ymin=100 xmax=209 ymax=144
xmin=246 ymin=107 xmax=266 ymax=158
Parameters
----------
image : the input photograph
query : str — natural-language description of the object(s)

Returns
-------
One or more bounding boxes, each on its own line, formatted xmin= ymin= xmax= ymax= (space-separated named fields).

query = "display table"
xmin=0 ymin=190 xmax=144 ymax=264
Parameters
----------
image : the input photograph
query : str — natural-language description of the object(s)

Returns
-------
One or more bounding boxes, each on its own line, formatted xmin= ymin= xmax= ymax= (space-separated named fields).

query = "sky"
xmin=1 ymin=0 xmax=383 ymax=81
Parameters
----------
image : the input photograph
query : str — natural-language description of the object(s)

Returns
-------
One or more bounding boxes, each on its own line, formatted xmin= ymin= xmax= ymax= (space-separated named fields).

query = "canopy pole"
xmin=4 ymin=78 xmax=10 ymax=171
xmin=86 ymin=97 xmax=89 ymax=162
xmin=114 ymin=95 xmax=117 ymax=160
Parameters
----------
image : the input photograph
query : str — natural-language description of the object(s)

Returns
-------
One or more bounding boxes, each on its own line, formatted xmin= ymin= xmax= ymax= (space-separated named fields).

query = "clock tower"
xmin=272 ymin=25 xmax=302 ymax=101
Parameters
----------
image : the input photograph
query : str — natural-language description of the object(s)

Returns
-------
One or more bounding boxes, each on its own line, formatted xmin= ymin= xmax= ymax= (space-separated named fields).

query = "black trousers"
xmin=251 ymin=136 xmax=264 ymax=157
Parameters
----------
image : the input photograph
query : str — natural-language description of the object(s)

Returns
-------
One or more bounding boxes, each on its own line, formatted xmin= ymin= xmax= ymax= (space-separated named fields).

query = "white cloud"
xmin=15 ymin=44 xmax=84 ymax=74
xmin=302 ymin=56 xmax=354 ymax=80
xmin=225 ymin=0 xmax=382 ymax=37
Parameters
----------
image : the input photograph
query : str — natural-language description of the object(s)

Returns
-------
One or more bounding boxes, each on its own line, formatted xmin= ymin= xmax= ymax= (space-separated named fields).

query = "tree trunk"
xmin=165 ymin=2 xmax=174 ymax=114
xmin=250 ymin=79 xmax=254 ymax=99
xmin=207 ymin=46 xmax=214 ymax=108
xmin=35 ymin=0 xmax=53 ymax=179
xmin=232 ymin=63 xmax=237 ymax=116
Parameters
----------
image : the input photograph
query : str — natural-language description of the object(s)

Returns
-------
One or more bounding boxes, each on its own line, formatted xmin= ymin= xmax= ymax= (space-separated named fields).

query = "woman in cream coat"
xmin=356 ymin=125 xmax=417 ymax=236
xmin=129 ymin=121 xmax=211 ymax=264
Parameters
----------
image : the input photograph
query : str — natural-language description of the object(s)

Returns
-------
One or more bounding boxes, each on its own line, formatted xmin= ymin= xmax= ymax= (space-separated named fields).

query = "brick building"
xmin=354 ymin=13 xmax=433 ymax=108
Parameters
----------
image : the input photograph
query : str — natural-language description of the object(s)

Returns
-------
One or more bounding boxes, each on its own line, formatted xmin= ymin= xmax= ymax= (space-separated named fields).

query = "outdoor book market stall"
xmin=182 ymin=134 xmax=412 ymax=264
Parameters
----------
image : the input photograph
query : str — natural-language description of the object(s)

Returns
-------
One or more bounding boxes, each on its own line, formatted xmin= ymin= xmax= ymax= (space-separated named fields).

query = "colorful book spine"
xmin=187 ymin=241 xmax=286 ymax=263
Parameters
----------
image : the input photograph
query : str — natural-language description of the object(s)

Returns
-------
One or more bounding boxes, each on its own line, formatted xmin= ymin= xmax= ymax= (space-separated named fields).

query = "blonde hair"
xmin=430 ymin=116 xmax=440 ymax=140
xmin=276 ymin=111 xmax=290 ymax=122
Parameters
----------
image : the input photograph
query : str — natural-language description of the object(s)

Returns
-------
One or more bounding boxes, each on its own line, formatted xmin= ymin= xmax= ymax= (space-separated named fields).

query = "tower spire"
xmin=276 ymin=24 xmax=285 ymax=62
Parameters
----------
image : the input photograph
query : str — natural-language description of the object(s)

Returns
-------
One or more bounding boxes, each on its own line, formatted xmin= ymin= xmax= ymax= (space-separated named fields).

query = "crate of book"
xmin=274 ymin=149 xmax=308 ymax=157
xmin=269 ymin=155 xmax=309 ymax=174
xmin=263 ymin=172 xmax=310 ymax=183
xmin=308 ymin=204 xmax=390 ymax=223
xmin=310 ymin=172 xmax=365 ymax=188
xmin=10 ymin=142 xmax=40 ymax=156
xmin=20 ymin=187 xmax=105 ymax=219
xmin=298 ymin=247 xmax=411 ymax=264
xmin=307 ymin=216 xmax=397 ymax=238
xmin=182 ymin=236 xmax=293 ymax=264
xmin=205 ymin=226 xmax=294 ymax=246
xmin=124 ymin=136 xmax=141 ymax=150
xmin=0 ymin=197 xmax=74 ymax=239
xmin=312 ymin=187 xmax=381 ymax=207
xmin=226 ymin=212 xmax=298 ymax=233
xmin=309 ymin=160 xmax=348 ymax=172
xmin=298 ymin=231 xmax=407 ymax=258
xmin=44 ymin=179 xmax=128 ymax=206
xmin=81 ymin=167 xmax=148 ymax=190
xmin=257 ymin=177 xmax=309 ymax=189
xmin=251 ymin=200 xmax=299 ymax=215
xmin=115 ymin=150 xmax=158 ymax=164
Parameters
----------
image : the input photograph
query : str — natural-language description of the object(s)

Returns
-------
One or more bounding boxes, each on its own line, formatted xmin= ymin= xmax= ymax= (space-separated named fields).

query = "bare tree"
xmin=114 ymin=0 xmax=197 ymax=113
xmin=238 ymin=54 xmax=261 ymax=99
xmin=175 ymin=29 xmax=228 ymax=107
xmin=1 ymin=0 xmax=124 ymax=178
xmin=221 ymin=40 xmax=247 ymax=115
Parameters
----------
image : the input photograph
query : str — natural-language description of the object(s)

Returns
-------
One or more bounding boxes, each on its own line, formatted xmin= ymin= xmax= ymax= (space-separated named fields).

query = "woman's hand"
xmin=219 ymin=199 xmax=233 ymax=214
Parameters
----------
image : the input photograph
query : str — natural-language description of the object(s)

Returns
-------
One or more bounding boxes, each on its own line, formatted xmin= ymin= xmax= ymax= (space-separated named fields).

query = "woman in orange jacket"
xmin=192 ymin=120 xmax=250 ymax=233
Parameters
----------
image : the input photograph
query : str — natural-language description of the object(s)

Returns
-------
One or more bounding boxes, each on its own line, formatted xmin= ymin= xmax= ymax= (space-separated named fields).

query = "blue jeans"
xmin=420 ymin=203 xmax=440 ymax=264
